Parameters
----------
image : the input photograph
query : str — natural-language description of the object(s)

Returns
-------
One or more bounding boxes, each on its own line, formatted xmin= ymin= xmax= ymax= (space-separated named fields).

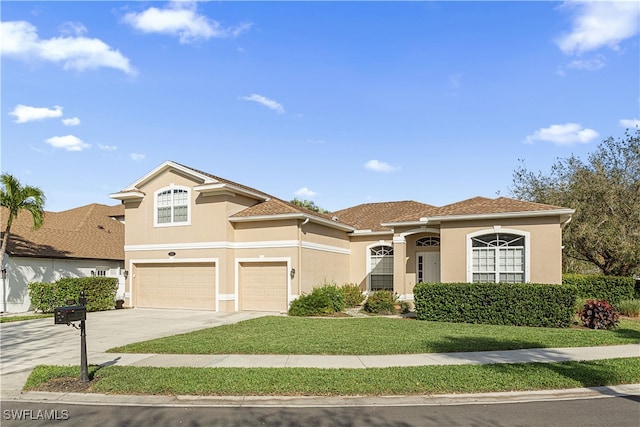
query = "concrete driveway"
xmin=0 ymin=308 xmax=269 ymax=398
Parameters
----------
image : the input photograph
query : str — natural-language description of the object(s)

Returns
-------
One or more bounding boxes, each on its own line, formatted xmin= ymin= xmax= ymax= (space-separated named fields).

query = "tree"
xmin=511 ymin=129 xmax=640 ymax=276
xmin=290 ymin=198 xmax=329 ymax=214
xmin=0 ymin=173 xmax=46 ymax=265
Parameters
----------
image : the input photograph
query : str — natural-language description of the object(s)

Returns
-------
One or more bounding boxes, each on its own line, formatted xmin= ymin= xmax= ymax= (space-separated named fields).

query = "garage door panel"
xmin=136 ymin=263 xmax=216 ymax=310
xmin=240 ymin=262 xmax=287 ymax=312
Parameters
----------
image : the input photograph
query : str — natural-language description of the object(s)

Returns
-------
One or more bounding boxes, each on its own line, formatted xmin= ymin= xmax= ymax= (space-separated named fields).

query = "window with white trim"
xmin=471 ymin=233 xmax=525 ymax=283
xmin=370 ymin=245 xmax=394 ymax=291
xmin=416 ymin=236 xmax=440 ymax=247
xmin=155 ymin=187 xmax=190 ymax=226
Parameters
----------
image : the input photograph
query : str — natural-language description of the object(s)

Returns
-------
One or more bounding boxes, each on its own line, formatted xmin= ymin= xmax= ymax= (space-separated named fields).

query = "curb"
xmin=4 ymin=384 xmax=640 ymax=408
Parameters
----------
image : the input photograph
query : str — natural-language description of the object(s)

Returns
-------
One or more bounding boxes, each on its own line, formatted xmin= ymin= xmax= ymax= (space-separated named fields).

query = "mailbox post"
xmin=54 ymin=291 xmax=89 ymax=382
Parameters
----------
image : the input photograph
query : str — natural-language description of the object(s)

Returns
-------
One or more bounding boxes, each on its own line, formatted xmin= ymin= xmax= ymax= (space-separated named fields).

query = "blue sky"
xmin=2 ymin=1 xmax=639 ymax=213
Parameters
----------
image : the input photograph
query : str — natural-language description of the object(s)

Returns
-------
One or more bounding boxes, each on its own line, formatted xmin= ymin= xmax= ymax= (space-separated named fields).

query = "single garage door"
xmin=239 ymin=262 xmax=287 ymax=312
xmin=135 ymin=263 xmax=216 ymax=310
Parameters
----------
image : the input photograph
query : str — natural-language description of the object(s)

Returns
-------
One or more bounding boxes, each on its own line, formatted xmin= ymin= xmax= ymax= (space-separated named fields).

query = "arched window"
xmin=155 ymin=187 xmax=190 ymax=226
xmin=416 ymin=236 xmax=440 ymax=247
xmin=470 ymin=233 xmax=526 ymax=283
xmin=369 ymin=245 xmax=393 ymax=291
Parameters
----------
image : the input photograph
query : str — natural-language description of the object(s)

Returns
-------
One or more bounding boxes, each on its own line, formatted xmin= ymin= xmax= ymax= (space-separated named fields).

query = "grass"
xmin=0 ymin=313 xmax=52 ymax=323
xmin=25 ymin=357 xmax=640 ymax=396
xmin=108 ymin=316 xmax=640 ymax=355
xmin=618 ymin=299 xmax=640 ymax=317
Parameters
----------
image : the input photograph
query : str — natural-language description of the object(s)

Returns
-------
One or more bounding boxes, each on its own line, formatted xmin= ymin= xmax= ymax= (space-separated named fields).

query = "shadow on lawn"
xmin=432 ymin=335 xmax=639 ymax=402
xmin=428 ymin=335 xmax=547 ymax=353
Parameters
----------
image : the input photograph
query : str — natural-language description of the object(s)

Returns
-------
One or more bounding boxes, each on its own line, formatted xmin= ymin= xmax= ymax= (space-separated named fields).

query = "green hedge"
xmin=562 ymin=274 xmax=635 ymax=306
xmin=28 ymin=277 xmax=119 ymax=313
xmin=413 ymin=282 xmax=577 ymax=328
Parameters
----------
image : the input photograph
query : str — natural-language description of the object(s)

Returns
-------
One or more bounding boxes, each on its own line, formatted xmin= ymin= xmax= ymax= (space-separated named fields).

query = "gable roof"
xmin=110 ymin=160 xmax=271 ymax=202
xmin=111 ymin=161 xmax=574 ymax=233
xmin=1 ymin=204 xmax=124 ymax=261
xmin=111 ymin=161 xmax=355 ymax=231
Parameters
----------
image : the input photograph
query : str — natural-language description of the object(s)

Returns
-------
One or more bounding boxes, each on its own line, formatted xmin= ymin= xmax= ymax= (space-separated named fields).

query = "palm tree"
xmin=0 ymin=173 xmax=46 ymax=265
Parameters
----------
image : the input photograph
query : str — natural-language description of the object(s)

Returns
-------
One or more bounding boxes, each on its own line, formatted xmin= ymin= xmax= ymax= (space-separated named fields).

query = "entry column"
xmin=392 ymin=235 xmax=407 ymax=297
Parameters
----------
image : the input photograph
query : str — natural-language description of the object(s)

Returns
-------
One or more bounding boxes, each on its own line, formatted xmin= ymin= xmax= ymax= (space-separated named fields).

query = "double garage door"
xmin=134 ymin=261 xmax=287 ymax=312
xmin=136 ymin=263 xmax=216 ymax=310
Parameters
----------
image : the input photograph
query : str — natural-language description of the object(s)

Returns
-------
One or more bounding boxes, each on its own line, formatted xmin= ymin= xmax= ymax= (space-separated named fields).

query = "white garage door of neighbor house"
xmin=240 ymin=262 xmax=287 ymax=312
xmin=136 ymin=263 xmax=216 ymax=310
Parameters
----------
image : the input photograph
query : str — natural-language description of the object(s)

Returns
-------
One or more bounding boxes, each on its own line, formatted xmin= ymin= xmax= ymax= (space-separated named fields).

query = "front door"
xmin=417 ymin=252 xmax=440 ymax=283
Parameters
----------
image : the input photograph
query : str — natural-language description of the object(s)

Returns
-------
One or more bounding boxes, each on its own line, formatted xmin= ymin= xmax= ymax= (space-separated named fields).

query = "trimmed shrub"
xmin=617 ymin=299 xmax=640 ymax=317
xmin=314 ymin=284 xmax=345 ymax=313
xmin=340 ymin=283 xmax=365 ymax=307
xmin=413 ymin=282 xmax=578 ymax=328
xmin=28 ymin=277 xmax=118 ymax=313
xmin=579 ymin=299 xmax=620 ymax=330
xmin=288 ymin=284 xmax=344 ymax=317
xmin=562 ymin=274 xmax=635 ymax=307
xmin=363 ymin=290 xmax=397 ymax=315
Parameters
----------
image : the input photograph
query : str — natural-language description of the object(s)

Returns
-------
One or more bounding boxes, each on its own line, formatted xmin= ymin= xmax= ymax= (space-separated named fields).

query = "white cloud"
xmin=619 ymin=118 xmax=640 ymax=128
xmin=567 ymin=55 xmax=606 ymax=71
xmin=130 ymin=153 xmax=146 ymax=161
xmin=58 ymin=21 xmax=88 ymax=37
xmin=45 ymin=135 xmax=90 ymax=151
xmin=242 ymin=94 xmax=285 ymax=114
xmin=365 ymin=159 xmax=396 ymax=172
xmin=9 ymin=104 xmax=63 ymax=123
xmin=123 ymin=2 xmax=251 ymax=44
xmin=524 ymin=123 xmax=599 ymax=146
xmin=98 ymin=144 xmax=117 ymax=151
xmin=62 ymin=117 xmax=81 ymax=126
xmin=294 ymin=187 xmax=317 ymax=198
xmin=0 ymin=20 xmax=136 ymax=75
xmin=556 ymin=1 xmax=640 ymax=55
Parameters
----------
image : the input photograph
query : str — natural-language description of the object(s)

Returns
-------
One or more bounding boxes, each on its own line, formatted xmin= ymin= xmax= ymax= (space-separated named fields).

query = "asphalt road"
xmin=2 ymin=397 xmax=639 ymax=427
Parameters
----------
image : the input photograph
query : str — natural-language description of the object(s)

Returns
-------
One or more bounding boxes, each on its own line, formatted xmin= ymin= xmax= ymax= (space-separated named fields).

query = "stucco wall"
xmin=125 ymin=170 xmax=257 ymax=246
xmin=439 ymin=216 xmax=564 ymax=284
xmin=348 ymin=234 xmax=394 ymax=290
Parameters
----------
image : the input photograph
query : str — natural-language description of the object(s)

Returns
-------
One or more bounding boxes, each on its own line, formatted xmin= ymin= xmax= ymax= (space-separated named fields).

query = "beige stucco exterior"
xmin=112 ymin=161 xmax=572 ymax=312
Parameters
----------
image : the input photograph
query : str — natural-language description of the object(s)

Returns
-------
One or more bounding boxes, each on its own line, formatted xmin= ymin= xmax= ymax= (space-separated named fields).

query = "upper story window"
xmin=416 ymin=236 xmax=440 ymax=247
xmin=155 ymin=186 xmax=191 ymax=227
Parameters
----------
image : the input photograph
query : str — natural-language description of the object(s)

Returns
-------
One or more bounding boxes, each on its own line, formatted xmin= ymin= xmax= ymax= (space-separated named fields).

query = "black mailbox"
xmin=54 ymin=305 xmax=87 ymax=324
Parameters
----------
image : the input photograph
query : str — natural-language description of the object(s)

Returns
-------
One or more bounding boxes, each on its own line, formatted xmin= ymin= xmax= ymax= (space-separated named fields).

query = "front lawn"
xmin=108 ymin=316 xmax=640 ymax=355
xmin=0 ymin=313 xmax=53 ymax=323
xmin=25 ymin=357 xmax=640 ymax=396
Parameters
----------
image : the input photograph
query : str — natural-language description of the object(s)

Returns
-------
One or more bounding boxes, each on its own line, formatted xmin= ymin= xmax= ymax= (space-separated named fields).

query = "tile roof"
xmin=1 ymin=204 xmax=124 ymax=261
xmin=332 ymin=201 xmax=438 ymax=232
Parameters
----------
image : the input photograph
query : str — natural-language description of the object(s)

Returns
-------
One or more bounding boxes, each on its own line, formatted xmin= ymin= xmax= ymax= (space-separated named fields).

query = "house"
xmin=0 ymin=204 xmax=125 ymax=313
xmin=109 ymin=161 xmax=574 ymax=313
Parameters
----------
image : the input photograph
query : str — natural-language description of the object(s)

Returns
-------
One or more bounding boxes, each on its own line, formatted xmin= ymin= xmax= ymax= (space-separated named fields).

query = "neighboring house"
xmin=109 ymin=161 xmax=574 ymax=313
xmin=0 ymin=204 xmax=125 ymax=313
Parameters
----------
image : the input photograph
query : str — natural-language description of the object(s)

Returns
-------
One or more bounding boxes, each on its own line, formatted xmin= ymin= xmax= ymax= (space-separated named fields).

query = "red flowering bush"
xmin=579 ymin=299 xmax=620 ymax=330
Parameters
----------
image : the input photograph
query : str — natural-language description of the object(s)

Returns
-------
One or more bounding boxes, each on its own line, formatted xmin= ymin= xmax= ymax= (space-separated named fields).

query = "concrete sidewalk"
xmin=92 ymin=343 xmax=640 ymax=369
xmin=1 ymin=308 xmax=639 ymax=406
